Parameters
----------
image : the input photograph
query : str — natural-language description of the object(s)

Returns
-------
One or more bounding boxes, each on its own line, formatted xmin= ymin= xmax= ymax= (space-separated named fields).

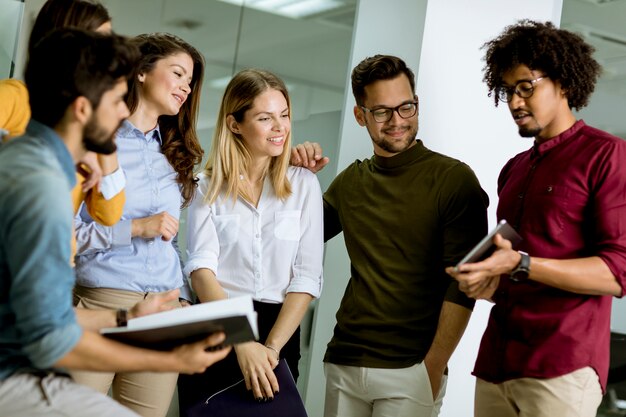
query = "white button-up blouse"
xmin=184 ymin=166 xmax=324 ymax=303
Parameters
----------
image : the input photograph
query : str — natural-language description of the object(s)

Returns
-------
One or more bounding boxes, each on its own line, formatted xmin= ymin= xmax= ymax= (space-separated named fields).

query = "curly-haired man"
xmin=447 ymin=20 xmax=626 ymax=417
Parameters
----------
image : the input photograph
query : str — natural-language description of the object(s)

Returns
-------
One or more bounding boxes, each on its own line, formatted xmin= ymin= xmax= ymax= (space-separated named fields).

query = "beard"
xmin=372 ymin=125 xmax=418 ymax=154
xmin=518 ymin=126 xmax=542 ymax=138
xmin=83 ymin=117 xmax=120 ymax=155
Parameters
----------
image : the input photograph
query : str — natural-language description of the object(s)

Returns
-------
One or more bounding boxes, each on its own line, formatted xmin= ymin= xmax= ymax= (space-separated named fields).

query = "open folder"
xmin=186 ymin=359 xmax=308 ymax=417
xmin=101 ymin=295 xmax=259 ymax=350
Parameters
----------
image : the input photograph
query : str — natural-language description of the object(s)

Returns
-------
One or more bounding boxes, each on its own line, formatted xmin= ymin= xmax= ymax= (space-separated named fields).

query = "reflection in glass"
xmin=0 ymin=0 xmax=25 ymax=78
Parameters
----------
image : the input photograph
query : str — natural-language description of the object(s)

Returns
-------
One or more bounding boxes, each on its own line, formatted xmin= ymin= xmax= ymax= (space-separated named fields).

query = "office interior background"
xmin=1 ymin=0 xmax=626 ymax=415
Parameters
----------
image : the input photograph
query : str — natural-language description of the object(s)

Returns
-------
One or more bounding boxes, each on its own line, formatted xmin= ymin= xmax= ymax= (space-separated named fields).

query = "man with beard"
xmin=0 ymin=29 xmax=229 ymax=416
xmin=321 ymin=54 xmax=489 ymax=417
xmin=446 ymin=21 xmax=626 ymax=417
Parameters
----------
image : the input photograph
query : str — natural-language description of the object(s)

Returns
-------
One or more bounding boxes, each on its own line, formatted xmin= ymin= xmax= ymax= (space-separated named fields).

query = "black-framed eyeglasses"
xmin=496 ymin=77 xmax=545 ymax=103
xmin=360 ymin=101 xmax=418 ymax=123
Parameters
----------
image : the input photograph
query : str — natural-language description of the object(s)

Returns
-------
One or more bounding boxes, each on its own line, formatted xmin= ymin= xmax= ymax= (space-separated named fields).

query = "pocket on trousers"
xmin=415 ymin=361 xmax=436 ymax=406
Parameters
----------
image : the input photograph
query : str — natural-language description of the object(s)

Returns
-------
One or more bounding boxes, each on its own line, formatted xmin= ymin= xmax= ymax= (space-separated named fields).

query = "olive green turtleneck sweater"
xmin=324 ymin=140 xmax=489 ymax=368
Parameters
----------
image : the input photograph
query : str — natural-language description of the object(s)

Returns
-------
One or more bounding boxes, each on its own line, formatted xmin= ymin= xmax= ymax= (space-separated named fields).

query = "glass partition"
xmin=0 ymin=0 xmax=24 ymax=78
xmin=101 ymin=0 xmax=354 ymax=191
xmin=561 ymin=1 xmax=626 ymax=416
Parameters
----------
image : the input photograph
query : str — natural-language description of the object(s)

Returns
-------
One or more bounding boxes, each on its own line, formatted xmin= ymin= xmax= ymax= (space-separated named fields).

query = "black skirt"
xmin=178 ymin=300 xmax=302 ymax=416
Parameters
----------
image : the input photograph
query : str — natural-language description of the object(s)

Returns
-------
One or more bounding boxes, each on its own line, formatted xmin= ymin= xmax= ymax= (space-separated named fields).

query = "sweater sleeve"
xmin=439 ymin=162 xmax=490 ymax=308
xmin=73 ymin=171 xmax=126 ymax=226
xmin=322 ymin=169 xmax=345 ymax=242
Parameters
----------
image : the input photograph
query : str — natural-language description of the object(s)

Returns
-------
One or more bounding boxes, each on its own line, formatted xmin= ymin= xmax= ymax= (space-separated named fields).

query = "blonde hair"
xmin=204 ymin=69 xmax=292 ymax=204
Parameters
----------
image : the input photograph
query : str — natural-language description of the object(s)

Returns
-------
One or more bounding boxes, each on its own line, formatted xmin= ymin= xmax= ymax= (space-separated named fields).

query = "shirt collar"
xmin=26 ymin=120 xmax=77 ymax=187
xmin=118 ymin=119 xmax=162 ymax=144
xmin=532 ymin=120 xmax=586 ymax=158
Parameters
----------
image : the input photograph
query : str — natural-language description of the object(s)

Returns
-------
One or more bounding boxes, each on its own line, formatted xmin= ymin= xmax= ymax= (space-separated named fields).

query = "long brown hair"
xmin=126 ymin=33 xmax=205 ymax=207
xmin=205 ymin=69 xmax=292 ymax=205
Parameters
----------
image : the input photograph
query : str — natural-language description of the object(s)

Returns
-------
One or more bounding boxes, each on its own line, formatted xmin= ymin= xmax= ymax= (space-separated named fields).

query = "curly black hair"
xmin=482 ymin=20 xmax=601 ymax=110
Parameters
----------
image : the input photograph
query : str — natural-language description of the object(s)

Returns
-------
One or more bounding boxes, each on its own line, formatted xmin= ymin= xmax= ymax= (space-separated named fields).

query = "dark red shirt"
xmin=473 ymin=120 xmax=626 ymax=391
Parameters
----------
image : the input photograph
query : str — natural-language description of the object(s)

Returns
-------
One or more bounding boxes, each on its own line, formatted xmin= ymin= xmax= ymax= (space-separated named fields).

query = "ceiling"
xmin=17 ymin=0 xmax=625 ymax=138
xmin=97 ymin=0 xmax=357 ymax=130
xmin=98 ymin=0 xmax=626 ymax=138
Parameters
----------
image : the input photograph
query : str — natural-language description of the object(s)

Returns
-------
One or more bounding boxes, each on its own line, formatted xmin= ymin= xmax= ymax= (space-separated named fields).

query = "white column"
xmin=303 ymin=1 xmax=563 ymax=417
xmin=302 ymin=1 xmax=429 ymax=416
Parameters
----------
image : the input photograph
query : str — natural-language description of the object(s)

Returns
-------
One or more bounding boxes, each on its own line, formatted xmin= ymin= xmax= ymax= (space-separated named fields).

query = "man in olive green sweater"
xmin=316 ymin=55 xmax=489 ymax=417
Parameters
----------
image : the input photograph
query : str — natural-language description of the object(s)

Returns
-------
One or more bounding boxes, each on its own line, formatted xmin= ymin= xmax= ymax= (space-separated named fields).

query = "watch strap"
xmin=510 ymin=251 xmax=530 ymax=282
xmin=116 ymin=308 xmax=128 ymax=327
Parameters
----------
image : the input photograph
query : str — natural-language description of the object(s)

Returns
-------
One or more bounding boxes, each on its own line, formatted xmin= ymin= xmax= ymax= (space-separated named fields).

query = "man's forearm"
xmin=55 ymin=330 xmax=178 ymax=372
xmin=530 ymin=255 xmax=622 ymax=296
xmin=424 ymin=301 xmax=472 ymax=369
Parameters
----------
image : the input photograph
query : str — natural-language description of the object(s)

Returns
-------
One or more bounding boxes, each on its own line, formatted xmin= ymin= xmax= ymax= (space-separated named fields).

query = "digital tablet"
xmin=455 ymin=219 xmax=522 ymax=267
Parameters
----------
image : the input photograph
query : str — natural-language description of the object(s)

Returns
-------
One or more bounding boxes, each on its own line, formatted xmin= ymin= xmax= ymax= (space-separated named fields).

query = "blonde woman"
xmin=178 ymin=69 xmax=323 ymax=415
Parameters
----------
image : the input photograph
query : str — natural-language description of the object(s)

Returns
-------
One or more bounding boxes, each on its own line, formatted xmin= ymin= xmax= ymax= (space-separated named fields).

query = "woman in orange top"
xmin=0 ymin=0 xmax=127 ymax=261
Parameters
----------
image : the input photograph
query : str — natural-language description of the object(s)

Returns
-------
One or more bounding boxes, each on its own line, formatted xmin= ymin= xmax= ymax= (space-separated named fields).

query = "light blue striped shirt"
xmin=74 ymin=120 xmax=190 ymax=298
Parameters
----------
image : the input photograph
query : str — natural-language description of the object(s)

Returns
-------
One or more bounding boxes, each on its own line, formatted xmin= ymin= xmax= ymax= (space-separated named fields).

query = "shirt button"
xmin=546 ymin=186 xmax=553 ymax=192
xmin=518 ymin=193 xmax=523 ymax=199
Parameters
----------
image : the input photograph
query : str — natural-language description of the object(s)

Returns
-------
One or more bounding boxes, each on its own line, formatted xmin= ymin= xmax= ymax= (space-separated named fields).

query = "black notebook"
xmin=187 ymin=359 xmax=308 ymax=417
xmin=101 ymin=295 xmax=258 ymax=350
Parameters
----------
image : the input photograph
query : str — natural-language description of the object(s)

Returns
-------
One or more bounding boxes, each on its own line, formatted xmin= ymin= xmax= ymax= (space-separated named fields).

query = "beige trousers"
xmin=324 ymin=362 xmax=447 ymax=417
xmin=475 ymin=367 xmax=603 ymax=417
xmin=0 ymin=372 xmax=140 ymax=417
xmin=71 ymin=286 xmax=181 ymax=417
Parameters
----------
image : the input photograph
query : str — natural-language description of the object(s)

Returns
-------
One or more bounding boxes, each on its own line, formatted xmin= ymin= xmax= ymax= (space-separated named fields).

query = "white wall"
xmin=304 ymin=1 xmax=564 ymax=417
xmin=416 ymin=2 xmax=563 ymax=415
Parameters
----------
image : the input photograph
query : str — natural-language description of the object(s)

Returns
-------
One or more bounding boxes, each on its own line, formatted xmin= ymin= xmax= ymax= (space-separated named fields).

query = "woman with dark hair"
xmin=178 ymin=68 xmax=323 ymax=415
xmin=1 ymin=0 xmax=125 ymax=255
xmin=72 ymin=33 xmax=205 ymax=417
xmin=28 ymin=0 xmax=111 ymax=53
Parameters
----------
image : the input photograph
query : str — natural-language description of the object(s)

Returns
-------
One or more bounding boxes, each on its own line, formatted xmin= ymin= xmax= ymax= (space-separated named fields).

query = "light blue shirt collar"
xmin=118 ymin=119 xmax=162 ymax=145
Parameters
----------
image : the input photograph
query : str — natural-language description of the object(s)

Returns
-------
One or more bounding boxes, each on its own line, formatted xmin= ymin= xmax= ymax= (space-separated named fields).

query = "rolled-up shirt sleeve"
xmin=184 ymin=177 xmax=220 ymax=278
xmin=287 ymin=171 xmax=324 ymax=298
xmin=592 ymin=142 xmax=626 ymax=296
